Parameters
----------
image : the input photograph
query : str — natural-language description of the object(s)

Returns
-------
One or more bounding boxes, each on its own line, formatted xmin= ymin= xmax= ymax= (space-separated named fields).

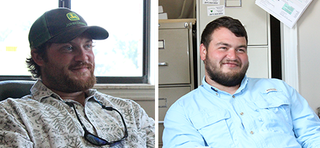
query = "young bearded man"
xmin=0 ymin=8 xmax=154 ymax=148
xmin=162 ymin=16 xmax=320 ymax=148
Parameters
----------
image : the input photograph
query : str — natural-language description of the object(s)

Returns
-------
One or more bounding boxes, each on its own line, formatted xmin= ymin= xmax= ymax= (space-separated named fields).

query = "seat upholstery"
xmin=0 ymin=80 xmax=35 ymax=101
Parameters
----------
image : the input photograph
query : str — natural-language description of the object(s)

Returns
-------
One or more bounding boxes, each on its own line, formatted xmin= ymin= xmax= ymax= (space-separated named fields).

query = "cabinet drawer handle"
xmin=159 ymin=62 xmax=168 ymax=66
xmin=159 ymin=98 xmax=167 ymax=108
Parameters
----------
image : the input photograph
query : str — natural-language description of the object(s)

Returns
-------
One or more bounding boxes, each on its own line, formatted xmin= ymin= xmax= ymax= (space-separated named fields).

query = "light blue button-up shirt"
xmin=163 ymin=76 xmax=320 ymax=148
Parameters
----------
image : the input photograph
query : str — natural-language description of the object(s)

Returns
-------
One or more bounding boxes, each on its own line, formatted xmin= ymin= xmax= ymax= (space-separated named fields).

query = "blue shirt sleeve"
xmin=288 ymin=84 xmax=320 ymax=147
xmin=163 ymin=100 xmax=208 ymax=148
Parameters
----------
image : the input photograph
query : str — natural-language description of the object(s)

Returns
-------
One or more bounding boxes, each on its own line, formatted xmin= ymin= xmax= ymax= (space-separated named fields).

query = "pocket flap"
xmin=255 ymin=91 xmax=290 ymax=109
xmin=191 ymin=109 xmax=230 ymax=130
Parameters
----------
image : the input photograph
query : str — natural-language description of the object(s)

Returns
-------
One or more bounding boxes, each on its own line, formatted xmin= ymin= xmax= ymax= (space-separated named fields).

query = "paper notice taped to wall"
xmin=207 ymin=5 xmax=225 ymax=16
xmin=255 ymin=0 xmax=312 ymax=28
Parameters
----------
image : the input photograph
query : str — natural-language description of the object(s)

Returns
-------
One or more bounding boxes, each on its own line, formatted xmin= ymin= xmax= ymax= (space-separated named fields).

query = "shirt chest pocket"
xmin=254 ymin=92 xmax=293 ymax=132
xmin=190 ymin=109 xmax=234 ymax=146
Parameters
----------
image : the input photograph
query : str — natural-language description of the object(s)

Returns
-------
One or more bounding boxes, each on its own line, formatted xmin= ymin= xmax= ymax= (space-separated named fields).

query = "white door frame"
xmin=281 ymin=23 xmax=299 ymax=92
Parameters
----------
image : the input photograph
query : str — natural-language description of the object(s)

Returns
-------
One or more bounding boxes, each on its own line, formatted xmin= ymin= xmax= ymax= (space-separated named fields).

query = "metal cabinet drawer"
xmin=246 ymin=47 xmax=269 ymax=78
xmin=159 ymin=28 xmax=190 ymax=85
xmin=158 ymin=86 xmax=191 ymax=121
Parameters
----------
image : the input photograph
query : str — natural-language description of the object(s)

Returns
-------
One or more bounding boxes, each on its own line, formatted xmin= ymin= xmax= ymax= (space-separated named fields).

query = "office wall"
xmin=296 ymin=0 xmax=320 ymax=113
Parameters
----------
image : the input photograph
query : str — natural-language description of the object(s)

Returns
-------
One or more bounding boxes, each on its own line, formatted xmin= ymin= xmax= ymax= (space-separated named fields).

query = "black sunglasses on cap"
xmin=66 ymin=100 xmax=128 ymax=146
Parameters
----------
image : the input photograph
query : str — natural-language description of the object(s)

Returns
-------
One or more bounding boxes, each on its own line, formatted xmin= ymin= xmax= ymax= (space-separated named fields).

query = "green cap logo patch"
xmin=66 ymin=12 xmax=80 ymax=21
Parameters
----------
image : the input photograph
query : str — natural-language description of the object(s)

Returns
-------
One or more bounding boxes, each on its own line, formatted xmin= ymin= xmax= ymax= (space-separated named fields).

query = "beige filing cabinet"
xmin=158 ymin=19 xmax=196 ymax=146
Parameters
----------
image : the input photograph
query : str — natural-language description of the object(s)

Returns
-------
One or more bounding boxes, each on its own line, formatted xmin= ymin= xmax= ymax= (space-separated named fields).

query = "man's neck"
xmin=51 ymin=89 xmax=87 ymax=106
xmin=205 ymin=76 xmax=240 ymax=95
xmin=40 ymin=80 xmax=88 ymax=106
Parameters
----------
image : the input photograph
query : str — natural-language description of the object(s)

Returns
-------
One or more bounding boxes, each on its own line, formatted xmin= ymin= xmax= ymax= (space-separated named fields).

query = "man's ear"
xmin=200 ymin=43 xmax=207 ymax=61
xmin=31 ymin=49 xmax=45 ymax=66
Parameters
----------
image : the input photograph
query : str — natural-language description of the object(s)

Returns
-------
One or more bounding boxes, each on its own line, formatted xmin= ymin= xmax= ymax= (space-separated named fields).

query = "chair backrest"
xmin=0 ymin=80 xmax=35 ymax=101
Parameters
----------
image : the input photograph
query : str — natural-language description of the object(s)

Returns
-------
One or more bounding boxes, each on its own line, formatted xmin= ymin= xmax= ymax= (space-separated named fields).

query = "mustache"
xmin=221 ymin=59 xmax=241 ymax=65
xmin=69 ymin=62 xmax=94 ymax=69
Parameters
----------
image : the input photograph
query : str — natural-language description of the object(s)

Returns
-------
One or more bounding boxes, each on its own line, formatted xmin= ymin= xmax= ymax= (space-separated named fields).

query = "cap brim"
xmin=49 ymin=26 xmax=109 ymax=43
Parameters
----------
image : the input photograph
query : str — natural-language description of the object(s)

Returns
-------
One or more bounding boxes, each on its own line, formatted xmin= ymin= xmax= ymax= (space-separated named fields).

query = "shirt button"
xmin=232 ymin=95 xmax=235 ymax=98
xmin=216 ymin=93 xmax=218 ymax=95
xmin=250 ymin=131 xmax=254 ymax=135
xmin=240 ymin=112 xmax=244 ymax=115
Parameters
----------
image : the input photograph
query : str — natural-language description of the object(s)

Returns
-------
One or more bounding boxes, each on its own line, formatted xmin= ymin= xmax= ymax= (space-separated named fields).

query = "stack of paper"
xmin=159 ymin=6 xmax=168 ymax=19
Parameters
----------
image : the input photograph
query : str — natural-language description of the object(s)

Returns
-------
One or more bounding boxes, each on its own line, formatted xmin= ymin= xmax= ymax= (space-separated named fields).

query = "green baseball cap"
xmin=28 ymin=8 xmax=109 ymax=48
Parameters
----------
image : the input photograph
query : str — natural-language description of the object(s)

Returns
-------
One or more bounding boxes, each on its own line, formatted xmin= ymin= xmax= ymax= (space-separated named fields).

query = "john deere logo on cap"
xmin=66 ymin=12 xmax=80 ymax=21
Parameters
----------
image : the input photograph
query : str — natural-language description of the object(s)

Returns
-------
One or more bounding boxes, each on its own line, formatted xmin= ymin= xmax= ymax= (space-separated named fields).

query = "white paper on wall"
xmin=255 ymin=0 xmax=312 ymax=28
xmin=203 ymin=0 xmax=220 ymax=5
xmin=207 ymin=5 xmax=225 ymax=16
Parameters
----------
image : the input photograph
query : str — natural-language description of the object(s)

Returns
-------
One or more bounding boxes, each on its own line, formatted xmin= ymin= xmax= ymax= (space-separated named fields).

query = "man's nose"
xmin=226 ymin=49 xmax=237 ymax=59
xmin=75 ymin=48 xmax=90 ymax=62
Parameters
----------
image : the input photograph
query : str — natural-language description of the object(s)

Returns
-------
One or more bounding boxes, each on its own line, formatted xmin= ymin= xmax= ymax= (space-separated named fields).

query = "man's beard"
xmin=42 ymin=62 xmax=96 ymax=93
xmin=205 ymin=58 xmax=248 ymax=87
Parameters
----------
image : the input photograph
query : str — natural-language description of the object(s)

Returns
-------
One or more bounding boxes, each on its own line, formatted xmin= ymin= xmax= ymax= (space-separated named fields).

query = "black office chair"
xmin=0 ymin=80 xmax=35 ymax=101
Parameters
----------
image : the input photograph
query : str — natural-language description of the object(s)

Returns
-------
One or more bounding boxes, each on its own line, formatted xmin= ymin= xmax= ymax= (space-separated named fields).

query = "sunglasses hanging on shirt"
xmin=65 ymin=99 xmax=128 ymax=146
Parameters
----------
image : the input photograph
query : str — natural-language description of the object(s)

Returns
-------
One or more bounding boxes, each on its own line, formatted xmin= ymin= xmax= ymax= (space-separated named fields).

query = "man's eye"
xmin=85 ymin=44 xmax=93 ymax=49
xmin=61 ymin=46 xmax=73 ymax=52
xmin=219 ymin=47 xmax=227 ymax=50
xmin=238 ymin=48 xmax=246 ymax=53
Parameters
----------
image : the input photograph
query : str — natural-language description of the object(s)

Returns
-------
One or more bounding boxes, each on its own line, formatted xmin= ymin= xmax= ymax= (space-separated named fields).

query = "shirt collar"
xmin=201 ymin=75 xmax=248 ymax=95
xmin=30 ymin=80 xmax=97 ymax=102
